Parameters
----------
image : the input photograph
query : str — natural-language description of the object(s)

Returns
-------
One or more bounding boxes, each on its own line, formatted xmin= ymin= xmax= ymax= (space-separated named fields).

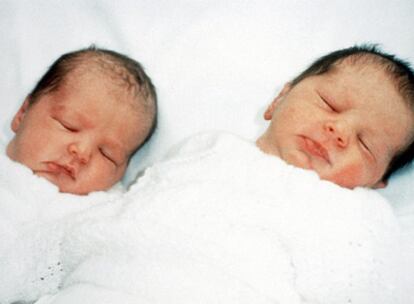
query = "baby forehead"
xmin=64 ymin=67 xmax=141 ymax=105
xmin=329 ymin=58 xmax=408 ymax=97
xmin=51 ymin=89 xmax=144 ymax=145
xmin=331 ymin=60 xmax=390 ymax=82
xmin=319 ymin=62 xmax=414 ymax=132
xmin=325 ymin=64 xmax=403 ymax=103
xmin=68 ymin=61 xmax=132 ymax=87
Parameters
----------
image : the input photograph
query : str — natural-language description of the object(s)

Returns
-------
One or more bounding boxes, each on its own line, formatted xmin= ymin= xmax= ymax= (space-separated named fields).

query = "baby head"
xmin=7 ymin=46 xmax=157 ymax=195
xmin=257 ymin=45 xmax=414 ymax=189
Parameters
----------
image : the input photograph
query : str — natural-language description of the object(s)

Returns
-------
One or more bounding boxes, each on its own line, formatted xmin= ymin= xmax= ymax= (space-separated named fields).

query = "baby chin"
xmin=281 ymin=149 xmax=313 ymax=171
xmin=281 ymin=147 xmax=336 ymax=186
xmin=34 ymin=170 xmax=90 ymax=195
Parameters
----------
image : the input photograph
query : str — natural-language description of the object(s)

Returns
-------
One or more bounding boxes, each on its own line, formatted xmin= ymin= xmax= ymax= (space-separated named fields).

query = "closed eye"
xmin=53 ymin=118 xmax=78 ymax=132
xmin=358 ymin=136 xmax=375 ymax=161
xmin=99 ymin=148 xmax=117 ymax=165
xmin=358 ymin=136 xmax=370 ymax=151
xmin=320 ymin=95 xmax=337 ymax=112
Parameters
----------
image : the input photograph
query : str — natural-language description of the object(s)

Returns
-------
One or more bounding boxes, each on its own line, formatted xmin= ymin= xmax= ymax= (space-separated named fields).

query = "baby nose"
xmin=324 ymin=121 xmax=349 ymax=148
xmin=68 ymin=143 xmax=91 ymax=164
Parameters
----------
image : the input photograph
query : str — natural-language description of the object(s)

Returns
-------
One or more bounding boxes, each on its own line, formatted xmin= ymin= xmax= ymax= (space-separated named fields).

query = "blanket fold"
xmin=37 ymin=132 xmax=411 ymax=304
xmin=1 ymin=132 xmax=411 ymax=303
xmin=0 ymin=145 xmax=123 ymax=304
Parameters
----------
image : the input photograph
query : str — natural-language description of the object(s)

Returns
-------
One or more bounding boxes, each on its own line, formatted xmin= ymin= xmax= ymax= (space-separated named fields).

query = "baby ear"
xmin=263 ymin=83 xmax=292 ymax=120
xmin=11 ymin=98 xmax=31 ymax=132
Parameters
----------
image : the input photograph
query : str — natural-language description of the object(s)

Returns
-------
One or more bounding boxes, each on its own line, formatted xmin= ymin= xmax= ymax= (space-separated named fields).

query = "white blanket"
xmin=0 ymin=143 xmax=124 ymax=304
xmin=18 ymin=132 xmax=411 ymax=304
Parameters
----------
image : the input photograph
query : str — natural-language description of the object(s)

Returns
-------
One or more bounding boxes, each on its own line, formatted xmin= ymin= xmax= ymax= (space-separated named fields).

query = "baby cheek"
xmin=87 ymin=159 xmax=124 ymax=188
xmin=329 ymin=163 xmax=366 ymax=188
xmin=11 ymin=132 xmax=46 ymax=165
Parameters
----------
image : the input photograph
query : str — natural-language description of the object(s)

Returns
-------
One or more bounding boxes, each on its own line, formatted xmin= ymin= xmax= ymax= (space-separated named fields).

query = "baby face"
xmin=7 ymin=70 xmax=146 ymax=194
xmin=257 ymin=63 xmax=414 ymax=188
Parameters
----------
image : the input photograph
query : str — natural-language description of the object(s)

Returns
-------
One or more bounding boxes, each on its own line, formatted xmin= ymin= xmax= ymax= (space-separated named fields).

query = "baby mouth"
xmin=302 ymin=137 xmax=331 ymax=164
xmin=44 ymin=162 xmax=76 ymax=180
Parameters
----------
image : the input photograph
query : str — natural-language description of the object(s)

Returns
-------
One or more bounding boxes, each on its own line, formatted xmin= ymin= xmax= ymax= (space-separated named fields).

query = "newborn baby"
xmin=256 ymin=45 xmax=414 ymax=189
xmin=6 ymin=46 xmax=157 ymax=194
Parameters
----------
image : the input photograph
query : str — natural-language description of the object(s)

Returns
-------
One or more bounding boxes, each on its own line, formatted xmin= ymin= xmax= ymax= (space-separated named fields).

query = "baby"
xmin=4 ymin=45 xmax=413 ymax=304
xmin=257 ymin=45 xmax=414 ymax=189
xmin=6 ymin=46 xmax=157 ymax=195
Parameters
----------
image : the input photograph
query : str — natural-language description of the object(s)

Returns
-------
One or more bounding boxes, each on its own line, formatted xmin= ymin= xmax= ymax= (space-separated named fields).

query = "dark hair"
xmin=291 ymin=44 xmax=414 ymax=181
xmin=28 ymin=45 xmax=157 ymax=151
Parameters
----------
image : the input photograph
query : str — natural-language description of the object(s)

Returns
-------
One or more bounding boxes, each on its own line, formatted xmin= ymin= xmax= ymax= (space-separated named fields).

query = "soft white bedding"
xmin=2 ymin=132 xmax=412 ymax=303
xmin=0 ymin=1 xmax=414 ymax=303
xmin=0 ymin=141 xmax=124 ymax=303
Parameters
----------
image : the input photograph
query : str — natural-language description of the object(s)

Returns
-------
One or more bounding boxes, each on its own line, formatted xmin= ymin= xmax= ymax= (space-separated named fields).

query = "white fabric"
xmin=7 ymin=132 xmax=409 ymax=304
xmin=0 ymin=1 xmax=413 ymax=302
xmin=0 ymin=141 xmax=124 ymax=304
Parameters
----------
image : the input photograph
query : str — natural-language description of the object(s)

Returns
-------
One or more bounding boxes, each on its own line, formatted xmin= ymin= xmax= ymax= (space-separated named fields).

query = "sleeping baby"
xmin=3 ymin=45 xmax=414 ymax=304
xmin=0 ymin=47 xmax=156 ymax=302
xmin=5 ymin=45 xmax=157 ymax=195
xmin=257 ymin=44 xmax=414 ymax=189
xmin=23 ymin=45 xmax=413 ymax=304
